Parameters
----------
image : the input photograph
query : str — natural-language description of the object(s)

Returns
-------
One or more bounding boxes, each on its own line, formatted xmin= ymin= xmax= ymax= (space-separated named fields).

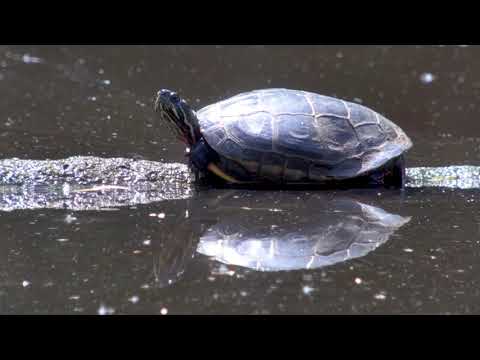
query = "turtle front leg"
xmin=207 ymin=163 xmax=243 ymax=184
xmin=189 ymin=139 xmax=245 ymax=185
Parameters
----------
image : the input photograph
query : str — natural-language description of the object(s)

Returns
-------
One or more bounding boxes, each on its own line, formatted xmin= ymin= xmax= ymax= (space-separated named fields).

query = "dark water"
xmin=1 ymin=45 xmax=479 ymax=314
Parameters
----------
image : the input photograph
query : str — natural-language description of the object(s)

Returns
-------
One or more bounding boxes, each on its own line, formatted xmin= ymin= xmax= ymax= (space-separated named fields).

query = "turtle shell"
xmin=197 ymin=88 xmax=412 ymax=182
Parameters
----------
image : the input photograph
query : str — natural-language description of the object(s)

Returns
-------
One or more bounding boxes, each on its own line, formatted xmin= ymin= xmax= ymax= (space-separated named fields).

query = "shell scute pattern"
xmin=274 ymin=114 xmax=359 ymax=164
xmin=347 ymin=102 xmax=379 ymax=127
xmin=218 ymin=89 xmax=313 ymax=117
xmin=196 ymin=89 xmax=412 ymax=182
xmin=355 ymin=124 xmax=387 ymax=148
xmin=196 ymin=104 xmax=219 ymax=132
xmin=219 ymin=93 xmax=264 ymax=117
xmin=255 ymin=90 xmax=312 ymax=115
xmin=304 ymin=91 xmax=349 ymax=118
xmin=225 ymin=113 xmax=273 ymax=152
xmin=203 ymin=126 xmax=228 ymax=148
xmin=378 ymin=115 xmax=402 ymax=141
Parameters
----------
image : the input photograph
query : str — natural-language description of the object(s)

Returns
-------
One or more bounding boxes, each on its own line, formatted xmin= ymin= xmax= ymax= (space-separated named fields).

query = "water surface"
xmin=1 ymin=45 xmax=479 ymax=314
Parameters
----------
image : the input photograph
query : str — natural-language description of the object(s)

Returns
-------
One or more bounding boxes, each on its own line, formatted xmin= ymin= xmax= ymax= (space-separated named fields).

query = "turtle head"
xmin=154 ymin=89 xmax=202 ymax=146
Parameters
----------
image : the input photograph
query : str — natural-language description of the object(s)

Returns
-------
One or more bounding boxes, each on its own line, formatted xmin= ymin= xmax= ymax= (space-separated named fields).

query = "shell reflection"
xmin=197 ymin=192 xmax=410 ymax=272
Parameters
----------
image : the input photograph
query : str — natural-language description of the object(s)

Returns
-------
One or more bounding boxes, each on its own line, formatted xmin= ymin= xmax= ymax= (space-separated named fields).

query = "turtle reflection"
xmin=195 ymin=191 xmax=410 ymax=272
xmin=152 ymin=191 xmax=410 ymax=285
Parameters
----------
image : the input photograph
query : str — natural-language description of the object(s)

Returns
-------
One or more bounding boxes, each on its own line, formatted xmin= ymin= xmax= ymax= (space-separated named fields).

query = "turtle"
xmin=154 ymin=88 xmax=413 ymax=187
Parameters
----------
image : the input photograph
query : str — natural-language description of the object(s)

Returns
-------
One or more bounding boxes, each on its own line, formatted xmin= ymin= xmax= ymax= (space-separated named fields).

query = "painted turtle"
xmin=154 ymin=88 xmax=412 ymax=187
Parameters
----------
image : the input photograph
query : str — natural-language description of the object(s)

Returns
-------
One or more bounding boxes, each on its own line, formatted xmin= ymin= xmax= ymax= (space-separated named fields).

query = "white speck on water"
xmin=98 ymin=68 xmax=105 ymax=74
xmin=22 ymin=281 xmax=30 ymax=287
xmin=98 ymin=304 xmax=115 ymax=315
xmin=133 ymin=250 xmax=142 ymax=254
xmin=69 ymin=295 xmax=80 ymax=300
xmin=354 ymin=277 xmax=362 ymax=285
xmin=143 ymin=240 xmax=151 ymax=246
xmin=141 ymin=284 xmax=150 ymax=289
xmin=158 ymin=213 xmax=165 ymax=219
xmin=106 ymin=115 xmax=111 ymax=120
xmin=64 ymin=214 xmax=77 ymax=224
xmin=353 ymin=97 xmax=363 ymax=104
xmin=128 ymin=296 xmax=140 ymax=304
xmin=22 ymin=54 xmax=44 ymax=64
xmin=420 ymin=72 xmax=436 ymax=84
xmin=160 ymin=307 xmax=168 ymax=315
xmin=212 ymin=293 xmax=219 ymax=300
xmin=208 ymin=276 xmax=216 ymax=282
xmin=149 ymin=213 xmax=157 ymax=217
xmin=185 ymin=210 xmax=189 ymax=218
xmin=57 ymin=238 xmax=69 ymax=243
xmin=336 ymin=52 xmax=344 ymax=59
xmin=240 ymin=291 xmax=248 ymax=297
xmin=88 ymin=96 xmax=97 ymax=101
xmin=302 ymin=286 xmax=314 ymax=295
xmin=101 ymin=79 xmax=111 ymax=85
xmin=404 ymin=248 xmax=414 ymax=253
xmin=374 ymin=292 xmax=387 ymax=300
xmin=431 ymin=255 xmax=437 ymax=260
